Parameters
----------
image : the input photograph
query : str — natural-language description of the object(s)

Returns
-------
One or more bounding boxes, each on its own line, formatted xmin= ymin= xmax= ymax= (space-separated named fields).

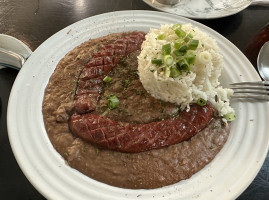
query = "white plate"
xmin=143 ymin=0 xmax=252 ymax=19
xmin=7 ymin=10 xmax=269 ymax=200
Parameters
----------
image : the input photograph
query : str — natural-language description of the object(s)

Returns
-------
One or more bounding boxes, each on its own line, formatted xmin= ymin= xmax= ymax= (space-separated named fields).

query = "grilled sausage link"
xmin=74 ymin=32 xmax=146 ymax=114
xmin=70 ymin=103 xmax=214 ymax=153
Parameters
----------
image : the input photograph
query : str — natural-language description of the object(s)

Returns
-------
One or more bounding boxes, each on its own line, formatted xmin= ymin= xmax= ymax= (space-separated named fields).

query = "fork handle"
xmin=232 ymin=95 xmax=269 ymax=101
xmin=230 ymin=81 xmax=269 ymax=86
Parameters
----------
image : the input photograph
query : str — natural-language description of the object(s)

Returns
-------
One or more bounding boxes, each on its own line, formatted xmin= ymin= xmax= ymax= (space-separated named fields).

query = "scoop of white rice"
xmin=138 ymin=24 xmax=234 ymax=116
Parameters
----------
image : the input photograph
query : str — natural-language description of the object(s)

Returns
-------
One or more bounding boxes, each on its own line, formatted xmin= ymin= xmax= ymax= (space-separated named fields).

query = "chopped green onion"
xmin=188 ymin=39 xmax=199 ymax=50
xmin=175 ymin=28 xmax=187 ymax=38
xmin=178 ymin=45 xmax=187 ymax=53
xmin=121 ymin=79 xmax=130 ymax=88
xmin=185 ymin=50 xmax=196 ymax=65
xmin=108 ymin=95 xmax=119 ymax=109
xmin=162 ymin=44 xmax=171 ymax=55
xmin=164 ymin=67 xmax=171 ymax=77
xmin=151 ymin=59 xmax=163 ymax=65
xmin=157 ymin=33 xmax=166 ymax=40
xmin=164 ymin=55 xmax=173 ymax=66
xmin=173 ymin=46 xmax=188 ymax=57
xmin=186 ymin=56 xmax=195 ymax=65
xmin=198 ymin=51 xmax=212 ymax=64
xmin=174 ymin=39 xmax=184 ymax=49
xmin=184 ymin=33 xmax=193 ymax=42
xmin=173 ymin=49 xmax=185 ymax=57
xmin=103 ymin=76 xmax=112 ymax=83
xmin=170 ymin=68 xmax=180 ymax=78
xmin=176 ymin=59 xmax=190 ymax=71
xmin=196 ymin=98 xmax=207 ymax=106
xmin=224 ymin=113 xmax=236 ymax=121
xmin=172 ymin=24 xmax=182 ymax=30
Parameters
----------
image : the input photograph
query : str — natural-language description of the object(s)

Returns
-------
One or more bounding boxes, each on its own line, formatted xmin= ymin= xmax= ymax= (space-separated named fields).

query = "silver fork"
xmin=230 ymin=81 xmax=269 ymax=101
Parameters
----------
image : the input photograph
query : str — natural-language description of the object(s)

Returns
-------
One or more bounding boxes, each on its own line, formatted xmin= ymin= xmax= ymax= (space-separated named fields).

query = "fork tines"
xmin=230 ymin=81 xmax=269 ymax=100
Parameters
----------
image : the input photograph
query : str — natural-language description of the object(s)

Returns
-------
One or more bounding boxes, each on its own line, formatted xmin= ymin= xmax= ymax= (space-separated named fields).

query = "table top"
xmin=0 ymin=0 xmax=268 ymax=199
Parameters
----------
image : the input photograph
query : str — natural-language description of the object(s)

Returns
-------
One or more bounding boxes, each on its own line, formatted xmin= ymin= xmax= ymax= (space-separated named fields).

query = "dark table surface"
xmin=0 ymin=0 xmax=269 ymax=199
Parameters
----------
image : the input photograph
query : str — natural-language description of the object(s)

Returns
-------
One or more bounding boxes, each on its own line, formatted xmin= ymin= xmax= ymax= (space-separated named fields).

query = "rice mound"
xmin=138 ymin=24 xmax=234 ymax=116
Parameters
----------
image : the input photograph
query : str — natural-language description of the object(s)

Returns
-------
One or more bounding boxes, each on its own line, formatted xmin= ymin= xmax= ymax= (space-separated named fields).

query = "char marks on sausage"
xmin=74 ymin=32 xmax=146 ymax=114
xmin=70 ymin=103 xmax=214 ymax=153
xmin=70 ymin=31 xmax=215 ymax=153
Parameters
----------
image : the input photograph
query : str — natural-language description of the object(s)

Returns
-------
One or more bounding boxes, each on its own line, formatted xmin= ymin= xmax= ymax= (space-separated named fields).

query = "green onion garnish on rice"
xmin=170 ymin=67 xmax=180 ymax=78
xmin=198 ymin=51 xmax=212 ymax=64
xmin=175 ymin=28 xmax=187 ymax=38
xmin=173 ymin=49 xmax=185 ymax=57
xmin=178 ymin=45 xmax=187 ymax=54
xmin=157 ymin=33 xmax=166 ymax=40
xmin=196 ymin=98 xmax=207 ymax=106
xmin=164 ymin=66 xmax=171 ymax=77
xmin=164 ymin=55 xmax=173 ymax=66
xmin=151 ymin=59 xmax=163 ymax=65
xmin=162 ymin=44 xmax=171 ymax=55
xmin=188 ymin=39 xmax=199 ymax=50
xmin=224 ymin=113 xmax=236 ymax=121
xmin=151 ymin=24 xmax=200 ymax=78
xmin=184 ymin=33 xmax=193 ymax=42
xmin=172 ymin=24 xmax=182 ymax=30
xmin=185 ymin=51 xmax=196 ymax=65
xmin=174 ymin=39 xmax=184 ymax=49
xmin=176 ymin=59 xmax=190 ymax=72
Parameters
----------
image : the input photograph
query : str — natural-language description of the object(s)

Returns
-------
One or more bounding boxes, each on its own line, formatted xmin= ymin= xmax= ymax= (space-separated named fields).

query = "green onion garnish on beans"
xmin=175 ymin=28 xmax=187 ymax=38
xmin=103 ymin=76 xmax=112 ymax=83
xmin=224 ymin=113 xmax=236 ymax=121
xmin=196 ymin=98 xmax=207 ymax=106
xmin=188 ymin=39 xmax=199 ymax=50
xmin=162 ymin=44 xmax=171 ymax=55
xmin=157 ymin=33 xmax=166 ymax=40
xmin=108 ymin=95 xmax=119 ymax=109
xmin=170 ymin=68 xmax=180 ymax=78
xmin=164 ymin=55 xmax=173 ymax=66
xmin=151 ymin=59 xmax=163 ymax=65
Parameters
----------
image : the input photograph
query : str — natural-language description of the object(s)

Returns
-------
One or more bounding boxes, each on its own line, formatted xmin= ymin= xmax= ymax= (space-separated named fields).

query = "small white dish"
xmin=144 ymin=0 xmax=252 ymax=19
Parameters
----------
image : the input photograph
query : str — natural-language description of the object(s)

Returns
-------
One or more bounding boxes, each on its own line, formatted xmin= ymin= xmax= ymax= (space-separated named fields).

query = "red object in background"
xmin=245 ymin=23 xmax=269 ymax=70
